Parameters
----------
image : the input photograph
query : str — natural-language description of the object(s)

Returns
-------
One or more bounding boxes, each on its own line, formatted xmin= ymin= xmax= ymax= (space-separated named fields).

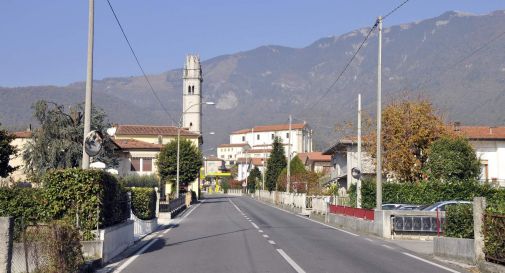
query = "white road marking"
xmin=277 ymin=249 xmax=307 ymax=273
xmin=381 ymin=244 xmax=394 ymax=250
xmin=402 ymin=252 xmax=462 ymax=273
xmin=263 ymin=234 xmax=269 ymax=238
xmin=251 ymin=222 xmax=259 ymax=229
xmin=115 ymin=200 xmax=205 ymax=272
xmin=365 ymin=238 xmax=373 ymax=242
xmin=258 ymin=229 xmax=263 ymax=233
xmin=268 ymin=240 xmax=276 ymax=245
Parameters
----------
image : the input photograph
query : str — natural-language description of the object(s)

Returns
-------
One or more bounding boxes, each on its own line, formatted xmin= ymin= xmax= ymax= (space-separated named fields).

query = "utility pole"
xmin=376 ymin=16 xmax=383 ymax=209
xmin=176 ymin=126 xmax=181 ymax=197
xmin=287 ymin=114 xmax=292 ymax=193
xmin=357 ymin=94 xmax=362 ymax=208
xmin=82 ymin=0 xmax=94 ymax=169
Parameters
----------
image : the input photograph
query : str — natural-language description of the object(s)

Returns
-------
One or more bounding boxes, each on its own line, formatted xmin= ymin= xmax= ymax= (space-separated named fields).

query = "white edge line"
xmin=402 ymin=252 xmax=461 ymax=273
xmin=252 ymin=197 xmax=359 ymax=237
xmin=251 ymin=222 xmax=259 ymax=229
xmin=381 ymin=244 xmax=394 ymax=250
xmin=115 ymin=201 xmax=204 ymax=273
xmin=277 ymin=249 xmax=307 ymax=273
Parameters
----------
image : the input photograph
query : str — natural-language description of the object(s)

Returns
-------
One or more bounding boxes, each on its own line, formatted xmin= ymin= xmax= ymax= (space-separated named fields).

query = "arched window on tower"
xmin=188 ymin=86 xmax=191 ymax=94
xmin=191 ymin=86 xmax=195 ymax=94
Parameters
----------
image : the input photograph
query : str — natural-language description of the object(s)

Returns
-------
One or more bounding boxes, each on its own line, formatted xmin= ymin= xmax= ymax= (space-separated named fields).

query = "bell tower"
xmin=182 ymin=55 xmax=202 ymax=135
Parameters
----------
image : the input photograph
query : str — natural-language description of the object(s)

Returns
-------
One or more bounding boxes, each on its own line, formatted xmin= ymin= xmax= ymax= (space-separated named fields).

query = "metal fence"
xmin=159 ymin=195 xmax=186 ymax=214
xmin=484 ymin=213 xmax=505 ymax=265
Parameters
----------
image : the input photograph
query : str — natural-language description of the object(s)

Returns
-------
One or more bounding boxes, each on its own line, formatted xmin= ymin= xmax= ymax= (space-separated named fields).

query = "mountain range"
xmin=2 ymin=10 xmax=505 ymax=152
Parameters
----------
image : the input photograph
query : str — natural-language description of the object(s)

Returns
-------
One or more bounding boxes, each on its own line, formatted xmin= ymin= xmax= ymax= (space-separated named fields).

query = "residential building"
xmin=112 ymin=124 xmax=200 ymax=195
xmin=217 ymin=143 xmax=250 ymax=166
xmin=236 ymin=157 xmax=266 ymax=182
xmin=297 ymin=152 xmax=332 ymax=174
xmin=323 ymin=138 xmax=375 ymax=190
xmin=1 ymin=130 xmax=32 ymax=185
xmin=454 ymin=125 xmax=505 ymax=187
xmin=202 ymin=156 xmax=226 ymax=176
xmin=230 ymin=123 xmax=313 ymax=156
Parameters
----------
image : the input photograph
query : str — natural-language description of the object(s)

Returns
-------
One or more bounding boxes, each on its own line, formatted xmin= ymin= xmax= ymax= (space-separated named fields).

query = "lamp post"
xmin=176 ymin=101 xmax=215 ymax=197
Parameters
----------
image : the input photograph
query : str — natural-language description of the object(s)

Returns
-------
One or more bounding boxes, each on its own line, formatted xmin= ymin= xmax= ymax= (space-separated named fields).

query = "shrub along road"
xmin=114 ymin=195 xmax=467 ymax=273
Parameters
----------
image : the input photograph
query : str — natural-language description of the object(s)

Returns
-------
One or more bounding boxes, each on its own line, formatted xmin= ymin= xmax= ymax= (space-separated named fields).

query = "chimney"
xmin=453 ymin=121 xmax=461 ymax=131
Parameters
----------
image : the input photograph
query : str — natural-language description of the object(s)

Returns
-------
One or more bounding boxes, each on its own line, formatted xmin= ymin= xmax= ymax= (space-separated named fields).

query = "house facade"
xmin=229 ymin=123 xmax=313 ymax=156
xmin=297 ymin=152 xmax=332 ymax=174
xmin=217 ymin=143 xmax=250 ymax=166
xmin=1 ymin=130 xmax=32 ymax=185
xmin=323 ymin=139 xmax=375 ymax=190
xmin=455 ymin=126 xmax=505 ymax=187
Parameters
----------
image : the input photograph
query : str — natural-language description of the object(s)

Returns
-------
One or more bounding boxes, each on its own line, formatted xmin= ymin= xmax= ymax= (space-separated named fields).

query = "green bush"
xmin=445 ymin=204 xmax=474 ymax=238
xmin=349 ymin=178 xmax=501 ymax=209
xmin=121 ymin=174 xmax=159 ymax=188
xmin=0 ymin=187 xmax=46 ymax=240
xmin=42 ymin=168 xmax=129 ymax=239
xmin=129 ymin=187 xmax=157 ymax=220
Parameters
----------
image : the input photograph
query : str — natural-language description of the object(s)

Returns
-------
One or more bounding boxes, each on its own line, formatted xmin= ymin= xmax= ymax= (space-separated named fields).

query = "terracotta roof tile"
xmin=231 ymin=123 xmax=307 ymax=134
xmin=113 ymin=139 xmax=163 ymax=150
xmin=298 ymin=152 xmax=331 ymax=162
xmin=246 ymin=148 xmax=272 ymax=154
xmin=11 ymin=131 xmax=32 ymax=138
xmin=454 ymin=126 xmax=505 ymax=140
xmin=236 ymin=157 xmax=265 ymax=166
xmin=115 ymin=125 xmax=199 ymax=137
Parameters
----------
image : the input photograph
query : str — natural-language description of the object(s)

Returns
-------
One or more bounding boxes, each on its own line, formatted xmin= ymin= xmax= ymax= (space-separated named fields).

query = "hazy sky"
xmin=1 ymin=0 xmax=504 ymax=87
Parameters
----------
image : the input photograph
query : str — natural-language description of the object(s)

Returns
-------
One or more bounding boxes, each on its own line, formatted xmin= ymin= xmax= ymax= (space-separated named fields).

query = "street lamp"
xmin=176 ymin=101 xmax=215 ymax=197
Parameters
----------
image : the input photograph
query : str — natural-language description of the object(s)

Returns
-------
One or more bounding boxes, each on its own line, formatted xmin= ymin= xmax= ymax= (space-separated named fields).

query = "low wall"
xmin=81 ymin=240 xmax=102 ymax=260
xmin=434 ymin=237 xmax=475 ymax=263
xmin=326 ymin=213 xmax=376 ymax=235
xmin=131 ymin=215 xmax=158 ymax=240
xmin=100 ymin=220 xmax=134 ymax=263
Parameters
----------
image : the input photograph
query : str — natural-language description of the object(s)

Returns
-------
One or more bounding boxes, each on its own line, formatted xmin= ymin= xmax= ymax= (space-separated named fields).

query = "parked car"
xmin=422 ymin=201 xmax=472 ymax=212
xmin=381 ymin=204 xmax=407 ymax=210
xmin=397 ymin=204 xmax=428 ymax=211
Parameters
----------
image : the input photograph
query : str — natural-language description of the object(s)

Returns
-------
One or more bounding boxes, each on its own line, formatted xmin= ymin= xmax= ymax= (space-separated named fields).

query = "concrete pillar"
xmin=0 ymin=217 xmax=13 ymax=273
xmin=473 ymin=197 xmax=487 ymax=263
xmin=155 ymin=187 xmax=160 ymax=218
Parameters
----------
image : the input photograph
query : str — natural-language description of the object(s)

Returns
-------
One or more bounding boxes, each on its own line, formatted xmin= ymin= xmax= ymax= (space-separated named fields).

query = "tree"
xmin=367 ymin=99 xmax=450 ymax=182
xmin=247 ymin=166 xmax=261 ymax=192
xmin=0 ymin=123 xmax=17 ymax=178
xmin=423 ymin=136 xmax=480 ymax=181
xmin=277 ymin=156 xmax=307 ymax=191
xmin=23 ymin=100 xmax=118 ymax=179
xmin=265 ymin=137 xmax=286 ymax=191
xmin=156 ymin=138 xmax=203 ymax=190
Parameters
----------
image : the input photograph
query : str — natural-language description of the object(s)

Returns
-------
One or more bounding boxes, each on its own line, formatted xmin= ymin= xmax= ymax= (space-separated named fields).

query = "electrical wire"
xmin=105 ymin=0 xmax=177 ymax=124
xmin=382 ymin=0 xmax=411 ymax=20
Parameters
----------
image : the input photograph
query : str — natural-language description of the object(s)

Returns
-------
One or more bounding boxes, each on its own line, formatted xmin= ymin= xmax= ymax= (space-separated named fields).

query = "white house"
xmin=229 ymin=123 xmax=313 ymax=156
xmin=297 ymin=152 xmax=332 ymax=174
xmin=217 ymin=143 xmax=250 ymax=166
xmin=236 ymin=157 xmax=265 ymax=182
xmin=455 ymin=125 xmax=505 ymax=187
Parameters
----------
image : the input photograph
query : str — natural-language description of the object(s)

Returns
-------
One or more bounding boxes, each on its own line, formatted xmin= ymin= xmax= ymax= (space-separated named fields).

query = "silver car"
xmin=422 ymin=201 xmax=472 ymax=212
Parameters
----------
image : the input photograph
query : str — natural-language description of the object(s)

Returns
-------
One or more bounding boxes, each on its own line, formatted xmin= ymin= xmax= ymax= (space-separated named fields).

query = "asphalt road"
xmin=114 ymin=195 xmax=466 ymax=273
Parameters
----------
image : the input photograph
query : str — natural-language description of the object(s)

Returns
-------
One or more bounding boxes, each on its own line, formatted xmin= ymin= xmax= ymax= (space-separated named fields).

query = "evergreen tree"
xmin=277 ymin=155 xmax=308 ymax=191
xmin=0 ymin=123 xmax=17 ymax=178
xmin=23 ymin=100 xmax=118 ymax=179
xmin=247 ymin=166 xmax=261 ymax=192
xmin=156 ymin=138 xmax=203 ymax=191
xmin=424 ymin=136 xmax=481 ymax=181
xmin=266 ymin=137 xmax=286 ymax=191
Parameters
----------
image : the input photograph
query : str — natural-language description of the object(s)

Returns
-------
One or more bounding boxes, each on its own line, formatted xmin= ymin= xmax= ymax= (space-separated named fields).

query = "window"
xmin=242 ymin=136 xmax=245 ymax=142
xmin=271 ymin=134 xmax=274 ymax=139
xmin=191 ymin=86 xmax=195 ymax=93
xmin=257 ymin=134 xmax=260 ymax=140
xmin=158 ymin=135 xmax=163 ymax=144
xmin=131 ymin=158 xmax=140 ymax=171
xmin=286 ymin=133 xmax=290 ymax=139
xmin=188 ymin=86 xmax=191 ymax=94
xmin=142 ymin=158 xmax=153 ymax=172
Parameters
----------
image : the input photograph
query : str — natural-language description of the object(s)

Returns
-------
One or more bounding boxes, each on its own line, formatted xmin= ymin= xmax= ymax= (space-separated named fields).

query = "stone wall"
xmin=0 ymin=217 xmax=13 ymax=273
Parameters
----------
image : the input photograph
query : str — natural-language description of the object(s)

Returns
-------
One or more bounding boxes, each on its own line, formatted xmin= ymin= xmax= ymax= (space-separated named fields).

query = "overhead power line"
xmin=382 ymin=0 xmax=411 ymax=21
xmin=105 ymin=0 xmax=177 ymax=124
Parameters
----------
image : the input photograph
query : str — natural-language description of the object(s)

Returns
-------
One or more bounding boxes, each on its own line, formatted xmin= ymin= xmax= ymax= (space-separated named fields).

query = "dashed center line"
xmin=251 ymin=222 xmax=259 ymax=229
xmin=263 ymin=234 xmax=269 ymax=238
xmin=268 ymin=240 xmax=276 ymax=245
xmin=258 ymin=229 xmax=263 ymax=233
xmin=381 ymin=244 xmax=394 ymax=250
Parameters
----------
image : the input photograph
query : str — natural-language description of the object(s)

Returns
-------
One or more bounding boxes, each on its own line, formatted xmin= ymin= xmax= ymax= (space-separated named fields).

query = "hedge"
xmin=42 ymin=168 xmax=130 ymax=239
xmin=129 ymin=187 xmax=157 ymax=220
xmin=445 ymin=204 xmax=473 ymax=239
xmin=121 ymin=174 xmax=159 ymax=188
xmin=0 ymin=187 xmax=46 ymax=240
xmin=348 ymin=178 xmax=502 ymax=209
